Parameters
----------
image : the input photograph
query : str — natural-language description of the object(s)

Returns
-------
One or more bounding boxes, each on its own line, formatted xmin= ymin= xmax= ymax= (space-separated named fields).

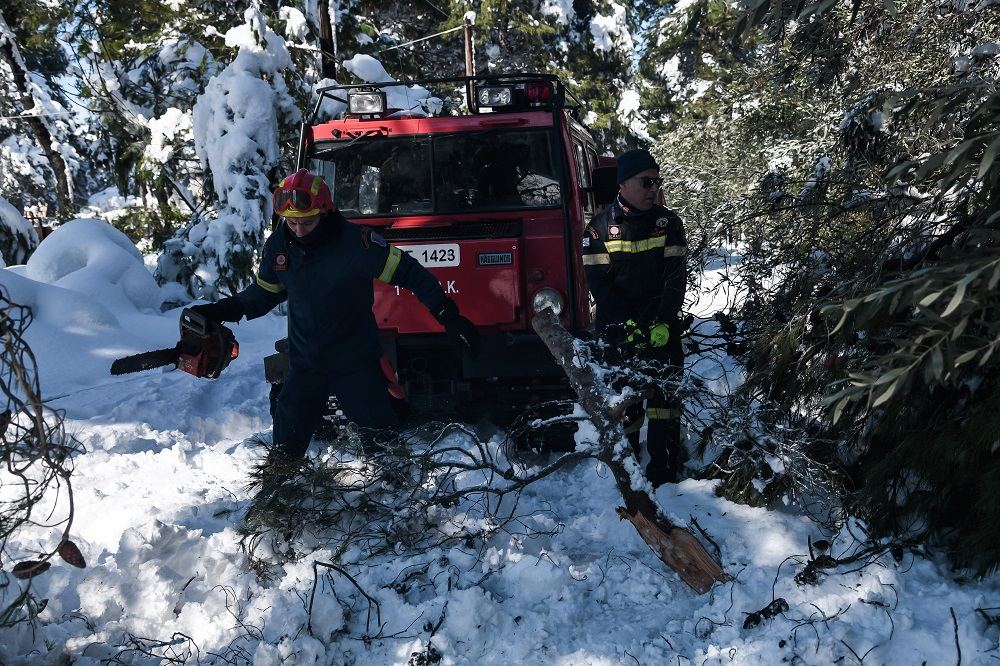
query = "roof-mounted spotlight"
xmin=348 ymin=90 xmax=387 ymax=115
xmin=475 ymin=85 xmax=515 ymax=109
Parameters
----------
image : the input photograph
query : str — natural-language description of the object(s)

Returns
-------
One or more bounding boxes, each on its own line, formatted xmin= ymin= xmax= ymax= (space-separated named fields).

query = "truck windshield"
xmin=311 ymin=129 xmax=561 ymax=217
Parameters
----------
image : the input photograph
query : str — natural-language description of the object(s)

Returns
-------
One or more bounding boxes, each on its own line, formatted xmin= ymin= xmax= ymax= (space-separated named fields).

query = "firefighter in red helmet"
xmin=191 ymin=169 xmax=479 ymax=460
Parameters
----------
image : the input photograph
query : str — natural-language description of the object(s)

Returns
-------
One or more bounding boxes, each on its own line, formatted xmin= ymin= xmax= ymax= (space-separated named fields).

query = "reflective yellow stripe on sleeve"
xmin=378 ymin=245 xmax=403 ymax=283
xmin=605 ymin=236 xmax=667 ymax=254
xmin=583 ymin=253 xmax=611 ymax=265
xmin=256 ymin=276 xmax=284 ymax=294
xmin=663 ymin=244 xmax=687 ymax=257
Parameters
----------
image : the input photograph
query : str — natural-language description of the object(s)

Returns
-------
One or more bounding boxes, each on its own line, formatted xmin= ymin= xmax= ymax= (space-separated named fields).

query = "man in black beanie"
xmin=582 ymin=148 xmax=687 ymax=487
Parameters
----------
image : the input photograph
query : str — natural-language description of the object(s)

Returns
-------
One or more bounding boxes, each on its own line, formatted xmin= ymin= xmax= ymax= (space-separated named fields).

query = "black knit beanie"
xmin=616 ymin=148 xmax=659 ymax=184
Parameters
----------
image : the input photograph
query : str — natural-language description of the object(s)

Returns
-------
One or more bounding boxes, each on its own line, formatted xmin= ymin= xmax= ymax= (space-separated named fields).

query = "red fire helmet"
xmin=272 ymin=169 xmax=334 ymax=218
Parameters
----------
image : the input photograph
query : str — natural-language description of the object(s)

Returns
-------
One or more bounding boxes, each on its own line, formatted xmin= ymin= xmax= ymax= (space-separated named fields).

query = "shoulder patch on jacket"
xmin=361 ymin=227 xmax=387 ymax=249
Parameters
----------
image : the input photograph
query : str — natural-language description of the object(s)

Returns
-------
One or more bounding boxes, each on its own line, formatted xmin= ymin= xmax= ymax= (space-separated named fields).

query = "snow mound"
xmin=24 ymin=217 xmax=163 ymax=313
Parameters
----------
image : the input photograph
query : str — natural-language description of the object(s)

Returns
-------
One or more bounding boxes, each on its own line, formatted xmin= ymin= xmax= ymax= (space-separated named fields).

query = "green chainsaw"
xmin=111 ymin=308 xmax=239 ymax=379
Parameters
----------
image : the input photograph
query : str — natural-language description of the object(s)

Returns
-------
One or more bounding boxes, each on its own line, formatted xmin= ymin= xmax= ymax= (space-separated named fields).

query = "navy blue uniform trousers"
xmin=274 ymin=358 xmax=397 ymax=457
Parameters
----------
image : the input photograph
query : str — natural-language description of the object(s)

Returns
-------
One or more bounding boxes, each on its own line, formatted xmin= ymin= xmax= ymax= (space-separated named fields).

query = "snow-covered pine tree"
xmin=637 ymin=0 xmax=742 ymax=132
xmin=0 ymin=4 xmax=79 ymax=222
xmin=52 ymin=1 xmax=212 ymax=245
xmin=0 ymin=196 xmax=37 ymax=266
xmin=159 ymin=6 xmax=301 ymax=300
xmin=540 ymin=0 xmax=638 ymax=153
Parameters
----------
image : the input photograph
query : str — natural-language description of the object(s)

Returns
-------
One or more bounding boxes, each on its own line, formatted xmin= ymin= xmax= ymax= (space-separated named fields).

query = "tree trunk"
xmin=317 ymin=0 xmax=338 ymax=79
xmin=531 ymin=308 xmax=732 ymax=594
xmin=0 ymin=13 xmax=74 ymax=221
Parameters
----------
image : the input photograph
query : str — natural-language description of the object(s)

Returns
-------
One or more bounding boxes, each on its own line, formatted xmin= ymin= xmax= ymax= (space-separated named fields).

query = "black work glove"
xmin=430 ymin=297 xmax=480 ymax=360
xmin=601 ymin=323 xmax=629 ymax=348
xmin=189 ymin=297 xmax=245 ymax=323
xmin=597 ymin=324 xmax=627 ymax=365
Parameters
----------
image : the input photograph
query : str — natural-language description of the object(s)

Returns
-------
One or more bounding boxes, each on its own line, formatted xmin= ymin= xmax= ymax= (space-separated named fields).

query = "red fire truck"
xmin=269 ymin=73 xmax=616 ymax=448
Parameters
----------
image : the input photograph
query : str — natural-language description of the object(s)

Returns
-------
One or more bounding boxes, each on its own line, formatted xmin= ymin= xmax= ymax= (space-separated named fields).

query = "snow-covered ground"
xmin=0 ymin=218 xmax=998 ymax=665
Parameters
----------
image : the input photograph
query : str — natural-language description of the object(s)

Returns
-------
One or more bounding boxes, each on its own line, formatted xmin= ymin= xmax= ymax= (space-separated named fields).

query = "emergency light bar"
xmin=348 ymin=90 xmax=387 ymax=115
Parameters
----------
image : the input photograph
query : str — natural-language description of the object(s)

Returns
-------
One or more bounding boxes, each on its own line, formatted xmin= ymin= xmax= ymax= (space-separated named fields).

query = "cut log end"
xmin=617 ymin=507 xmax=732 ymax=594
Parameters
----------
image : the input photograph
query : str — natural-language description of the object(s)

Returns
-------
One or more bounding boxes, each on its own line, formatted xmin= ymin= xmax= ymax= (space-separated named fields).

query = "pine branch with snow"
xmin=165 ymin=8 xmax=301 ymax=298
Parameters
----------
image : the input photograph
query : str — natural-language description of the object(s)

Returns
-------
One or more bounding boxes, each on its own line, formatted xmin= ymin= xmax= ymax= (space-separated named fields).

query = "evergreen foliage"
xmin=72 ymin=0 xmax=222 ymax=209
xmin=0 ymin=198 xmax=38 ymax=266
xmin=549 ymin=0 xmax=637 ymax=152
xmin=347 ymin=0 xmax=454 ymax=81
xmin=0 ymin=3 xmax=80 ymax=221
xmin=671 ymin=0 xmax=1000 ymax=573
xmin=639 ymin=0 xmax=740 ymax=125
xmin=176 ymin=6 xmax=299 ymax=297
xmin=237 ymin=426 xmax=578 ymax=574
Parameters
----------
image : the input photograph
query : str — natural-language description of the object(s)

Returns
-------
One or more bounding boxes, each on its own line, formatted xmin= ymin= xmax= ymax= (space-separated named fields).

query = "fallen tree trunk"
xmin=532 ymin=308 xmax=731 ymax=594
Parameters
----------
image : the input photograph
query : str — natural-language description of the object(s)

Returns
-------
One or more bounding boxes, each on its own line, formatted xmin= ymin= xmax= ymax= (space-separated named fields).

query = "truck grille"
xmin=379 ymin=219 xmax=522 ymax=242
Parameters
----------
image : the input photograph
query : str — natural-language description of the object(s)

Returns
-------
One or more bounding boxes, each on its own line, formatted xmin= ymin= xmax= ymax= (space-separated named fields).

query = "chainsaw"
xmin=111 ymin=308 xmax=239 ymax=379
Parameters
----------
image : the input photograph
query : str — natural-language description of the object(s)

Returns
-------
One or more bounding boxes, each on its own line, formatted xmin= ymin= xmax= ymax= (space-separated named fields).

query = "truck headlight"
xmin=348 ymin=91 xmax=387 ymax=115
xmin=532 ymin=288 xmax=563 ymax=316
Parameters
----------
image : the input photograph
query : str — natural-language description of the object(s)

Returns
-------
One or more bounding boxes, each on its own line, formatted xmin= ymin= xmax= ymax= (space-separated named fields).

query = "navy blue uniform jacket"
xmin=236 ymin=210 xmax=447 ymax=375
xmin=582 ymin=198 xmax=687 ymax=335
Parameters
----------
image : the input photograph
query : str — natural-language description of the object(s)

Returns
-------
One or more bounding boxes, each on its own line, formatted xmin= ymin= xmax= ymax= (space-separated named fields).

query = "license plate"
xmin=401 ymin=243 xmax=460 ymax=267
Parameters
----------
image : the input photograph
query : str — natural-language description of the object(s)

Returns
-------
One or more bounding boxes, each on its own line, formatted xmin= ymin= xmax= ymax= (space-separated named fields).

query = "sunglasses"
xmin=632 ymin=176 xmax=663 ymax=190
xmin=272 ymin=188 xmax=318 ymax=215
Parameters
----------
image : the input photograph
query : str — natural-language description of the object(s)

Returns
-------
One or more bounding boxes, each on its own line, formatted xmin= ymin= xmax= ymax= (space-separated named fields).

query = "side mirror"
xmin=589 ymin=166 xmax=618 ymax=207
